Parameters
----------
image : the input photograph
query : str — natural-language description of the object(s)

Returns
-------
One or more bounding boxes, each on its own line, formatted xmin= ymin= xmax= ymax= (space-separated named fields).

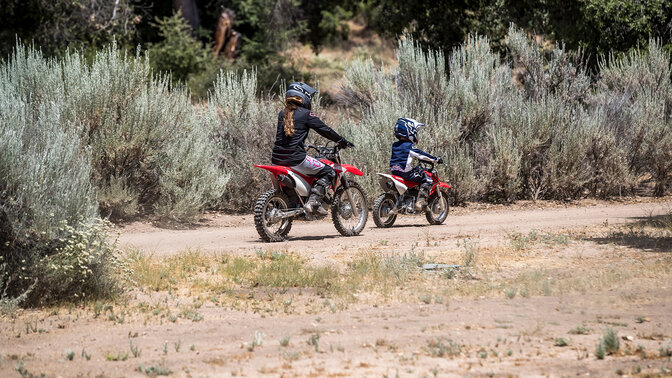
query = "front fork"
xmin=434 ymin=183 xmax=444 ymax=201
xmin=339 ymin=175 xmax=361 ymax=217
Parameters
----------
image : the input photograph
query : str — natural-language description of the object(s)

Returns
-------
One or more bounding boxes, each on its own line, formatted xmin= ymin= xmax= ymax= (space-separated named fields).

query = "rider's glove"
xmin=436 ymin=157 xmax=444 ymax=164
xmin=338 ymin=138 xmax=355 ymax=148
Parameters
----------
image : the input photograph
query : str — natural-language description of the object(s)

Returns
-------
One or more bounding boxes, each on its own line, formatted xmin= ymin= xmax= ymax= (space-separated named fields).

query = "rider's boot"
xmin=306 ymin=177 xmax=330 ymax=215
xmin=415 ymin=182 xmax=432 ymax=210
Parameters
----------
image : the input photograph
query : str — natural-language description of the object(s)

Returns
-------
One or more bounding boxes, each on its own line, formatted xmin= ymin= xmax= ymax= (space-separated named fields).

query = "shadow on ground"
xmin=587 ymin=213 xmax=672 ymax=253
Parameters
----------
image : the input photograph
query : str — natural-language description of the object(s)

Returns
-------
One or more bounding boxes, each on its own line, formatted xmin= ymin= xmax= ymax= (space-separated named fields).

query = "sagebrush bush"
xmin=0 ymin=89 xmax=122 ymax=305
xmin=2 ymin=41 xmax=228 ymax=221
xmin=338 ymin=28 xmax=672 ymax=202
xmin=596 ymin=40 xmax=672 ymax=195
xmin=208 ymin=69 xmax=278 ymax=211
xmin=0 ymin=40 xmax=233 ymax=306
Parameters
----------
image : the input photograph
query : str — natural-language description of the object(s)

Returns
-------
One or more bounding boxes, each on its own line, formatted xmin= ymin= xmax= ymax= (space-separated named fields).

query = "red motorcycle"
xmin=253 ymin=143 xmax=368 ymax=242
xmin=372 ymin=161 xmax=450 ymax=227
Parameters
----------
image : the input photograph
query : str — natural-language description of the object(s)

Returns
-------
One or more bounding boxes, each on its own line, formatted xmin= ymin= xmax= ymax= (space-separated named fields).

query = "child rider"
xmin=389 ymin=118 xmax=442 ymax=210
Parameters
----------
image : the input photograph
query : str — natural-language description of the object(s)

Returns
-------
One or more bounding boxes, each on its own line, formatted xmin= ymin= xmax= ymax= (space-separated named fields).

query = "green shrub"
xmin=28 ymin=219 xmax=127 ymax=305
xmin=596 ymin=328 xmax=620 ymax=358
xmin=148 ymin=11 xmax=213 ymax=84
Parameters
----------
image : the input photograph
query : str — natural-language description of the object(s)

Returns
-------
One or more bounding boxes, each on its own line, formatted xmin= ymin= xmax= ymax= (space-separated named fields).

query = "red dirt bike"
xmin=372 ymin=161 xmax=451 ymax=227
xmin=253 ymin=143 xmax=368 ymax=242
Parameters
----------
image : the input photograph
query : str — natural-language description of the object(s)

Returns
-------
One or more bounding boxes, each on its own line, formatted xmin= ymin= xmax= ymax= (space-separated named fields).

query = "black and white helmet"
xmin=394 ymin=117 xmax=425 ymax=144
xmin=286 ymin=82 xmax=317 ymax=108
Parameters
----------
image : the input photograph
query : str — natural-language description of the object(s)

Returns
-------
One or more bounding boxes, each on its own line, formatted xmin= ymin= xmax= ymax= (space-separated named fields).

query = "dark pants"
xmin=392 ymin=166 xmax=432 ymax=185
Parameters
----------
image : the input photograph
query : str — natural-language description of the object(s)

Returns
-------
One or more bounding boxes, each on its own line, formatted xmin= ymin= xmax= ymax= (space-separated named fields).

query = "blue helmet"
xmin=286 ymin=82 xmax=317 ymax=108
xmin=394 ymin=118 xmax=425 ymax=144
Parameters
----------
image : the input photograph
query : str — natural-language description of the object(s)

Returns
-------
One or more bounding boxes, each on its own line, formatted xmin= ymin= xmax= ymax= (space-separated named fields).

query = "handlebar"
xmin=305 ymin=141 xmax=353 ymax=155
xmin=420 ymin=158 xmax=444 ymax=171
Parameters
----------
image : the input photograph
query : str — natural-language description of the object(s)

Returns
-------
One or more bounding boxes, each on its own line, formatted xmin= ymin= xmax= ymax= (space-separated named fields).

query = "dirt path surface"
xmin=3 ymin=199 xmax=672 ymax=377
xmin=118 ymin=200 xmax=672 ymax=257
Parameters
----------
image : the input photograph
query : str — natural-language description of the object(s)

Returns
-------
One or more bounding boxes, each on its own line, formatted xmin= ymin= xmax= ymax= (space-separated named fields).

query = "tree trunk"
xmin=172 ymin=0 xmax=200 ymax=31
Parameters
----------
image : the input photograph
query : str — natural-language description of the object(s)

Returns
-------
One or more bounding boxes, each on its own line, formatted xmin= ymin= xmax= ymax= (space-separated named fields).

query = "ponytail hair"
xmin=282 ymin=96 xmax=303 ymax=136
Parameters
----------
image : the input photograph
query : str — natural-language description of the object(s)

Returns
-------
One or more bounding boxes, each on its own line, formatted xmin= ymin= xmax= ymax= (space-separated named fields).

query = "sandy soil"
xmin=117 ymin=198 xmax=671 ymax=258
xmin=2 ymin=199 xmax=672 ymax=377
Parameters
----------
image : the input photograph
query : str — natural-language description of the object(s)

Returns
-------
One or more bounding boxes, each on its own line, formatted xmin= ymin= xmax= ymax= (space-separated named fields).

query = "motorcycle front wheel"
xmin=372 ymin=193 xmax=397 ymax=228
xmin=425 ymin=192 xmax=449 ymax=225
xmin=331 ymin=180 xmax=368 ymax=236
xmin=254 ymin=189 xmax=293 ymax=242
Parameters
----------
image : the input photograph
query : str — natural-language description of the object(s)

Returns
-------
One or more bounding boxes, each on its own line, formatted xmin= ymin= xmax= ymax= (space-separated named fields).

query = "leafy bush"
xmin=26 ymin=219 xmax=127 ymax=306
xmin=149 ymin=12 xmax=211 ymax=83
xmin=596 ymin=327 xmax=620 ymax=358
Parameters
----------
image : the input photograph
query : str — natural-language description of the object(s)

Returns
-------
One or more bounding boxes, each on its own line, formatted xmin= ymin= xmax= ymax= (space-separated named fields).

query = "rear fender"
xmin=254 ymin=165 xmax=289 ymax=176
xmin=254 ymin=165 xmax=312 ymax=196
xmin=377 ymin=173 xmax=407 ymax=195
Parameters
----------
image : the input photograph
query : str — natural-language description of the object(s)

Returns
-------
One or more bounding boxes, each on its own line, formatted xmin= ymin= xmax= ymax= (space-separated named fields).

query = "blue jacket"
xmin=389 ymin=140 xmax=438 ymax=172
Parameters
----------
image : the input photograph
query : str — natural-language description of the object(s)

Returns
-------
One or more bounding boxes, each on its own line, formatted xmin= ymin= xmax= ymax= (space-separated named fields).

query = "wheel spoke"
xmin=264 ymin=198 xmax=288 ymax=234
xmin=333 ymin=183 xmax=368 ymax=235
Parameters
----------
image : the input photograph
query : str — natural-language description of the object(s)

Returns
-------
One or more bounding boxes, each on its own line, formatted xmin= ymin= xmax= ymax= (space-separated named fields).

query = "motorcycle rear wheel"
xmin=332 ymin=181 xmax=368 ymax=236
xmin=372 ymin=193 xmax=397 ymax=228
xmin=425 ymin=192 xmax=449 ymax=225
xmin=254 ymin=189 xmax=293 ymax=242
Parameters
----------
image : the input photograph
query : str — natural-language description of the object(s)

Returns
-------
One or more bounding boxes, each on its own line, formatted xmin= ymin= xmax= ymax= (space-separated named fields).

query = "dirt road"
xmin=119 ymin=199 xmax=672 ymax=256
xmin=3 ymin=199 xmax=671 ymax=377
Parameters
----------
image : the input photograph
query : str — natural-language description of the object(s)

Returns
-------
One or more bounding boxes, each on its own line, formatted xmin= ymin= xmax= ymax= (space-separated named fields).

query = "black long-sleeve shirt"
xmin=272 ymin=107 xmax=342 ymax=166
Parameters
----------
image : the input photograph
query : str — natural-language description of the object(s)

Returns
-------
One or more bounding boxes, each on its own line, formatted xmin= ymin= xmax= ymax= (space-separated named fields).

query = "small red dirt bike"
xmin=253 ymin=143 xmax=368 ymax=242
xmin=372 ymin=161 xmax=451 ymax=227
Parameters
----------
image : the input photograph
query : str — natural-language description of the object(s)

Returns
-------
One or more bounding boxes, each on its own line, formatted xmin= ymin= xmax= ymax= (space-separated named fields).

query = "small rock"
xmin=622 ymin=335 xmax=634 ymax=341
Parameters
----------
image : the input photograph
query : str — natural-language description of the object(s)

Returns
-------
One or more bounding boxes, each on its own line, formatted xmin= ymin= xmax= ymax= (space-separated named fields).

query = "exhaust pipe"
xmin=277 ymin=174 xmax=296 ymax=189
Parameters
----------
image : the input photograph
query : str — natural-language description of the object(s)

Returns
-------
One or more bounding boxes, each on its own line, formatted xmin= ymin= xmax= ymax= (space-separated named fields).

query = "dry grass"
xmin=122 ymin=219 xmax=672 ymax=314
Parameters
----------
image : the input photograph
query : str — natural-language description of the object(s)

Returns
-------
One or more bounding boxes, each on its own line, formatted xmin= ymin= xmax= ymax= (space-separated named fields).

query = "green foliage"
xmin=306 ymin=3 xmax=353 ymax=53
xmin=148 ymin=11 xmax=213 ymax=84
xmin=596 ymin=328 xmax=620 ymax=358
xmin=579 ymin=0 xmax=672 ymax=55
xmin=0 ymin=0 xmax=139 ymax=57
xmin=366 ymin=0 xmax=671 ymax=61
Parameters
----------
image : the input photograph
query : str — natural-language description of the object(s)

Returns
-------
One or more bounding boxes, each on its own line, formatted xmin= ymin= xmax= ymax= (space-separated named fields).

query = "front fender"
xmin=431 ymin=182 xmax=451 ymax=195
xmin=340 ymin=164 xmax=364 ymax=176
